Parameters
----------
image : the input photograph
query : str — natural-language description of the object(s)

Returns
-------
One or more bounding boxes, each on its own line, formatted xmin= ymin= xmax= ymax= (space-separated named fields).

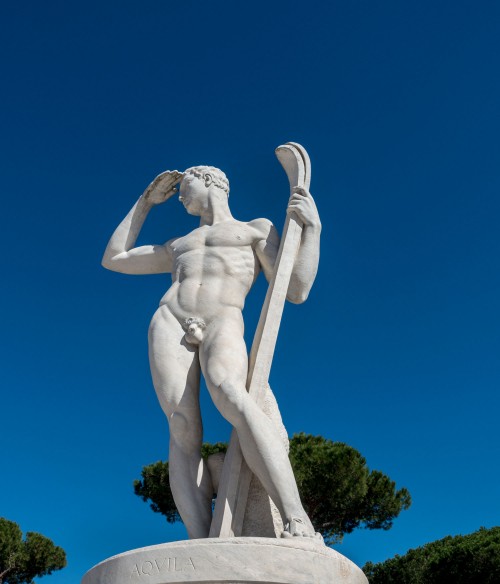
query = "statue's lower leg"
xmin=219 ymin=381 xmax=317 ymax=538
xmin=169 ymin=436 xmax=213 ymax=539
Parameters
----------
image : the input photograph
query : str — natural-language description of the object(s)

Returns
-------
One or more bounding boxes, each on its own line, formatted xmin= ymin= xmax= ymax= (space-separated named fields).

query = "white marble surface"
xmin=207 ymin=385 xmax=289 ymax=538
xmin=82 ymin=538 xmax=368 ymax=584
xmin=102 ymin=147 xmax=321 ymax=540
xmin=211 ymin=143 xmax=314 ymax=538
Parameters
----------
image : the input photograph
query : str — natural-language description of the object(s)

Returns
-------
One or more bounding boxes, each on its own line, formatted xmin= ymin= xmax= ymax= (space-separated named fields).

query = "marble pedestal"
xmin=82 ymin=537 xmax=368 ymax=584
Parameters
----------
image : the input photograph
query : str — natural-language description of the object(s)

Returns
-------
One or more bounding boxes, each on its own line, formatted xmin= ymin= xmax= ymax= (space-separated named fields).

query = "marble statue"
xmin=102 ymin=149 xmax=321 ymax=541
xmin=84 ymin=144 xmax=369 ymax=584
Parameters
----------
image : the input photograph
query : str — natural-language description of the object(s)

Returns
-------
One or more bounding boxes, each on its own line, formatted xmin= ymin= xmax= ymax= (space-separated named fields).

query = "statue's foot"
xmin=281 ymin=517 xmax=324 ymax=542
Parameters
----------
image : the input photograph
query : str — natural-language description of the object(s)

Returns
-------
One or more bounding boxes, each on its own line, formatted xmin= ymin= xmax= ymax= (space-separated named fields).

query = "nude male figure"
xmin=102 ymin=166 xmax=321 ymax=539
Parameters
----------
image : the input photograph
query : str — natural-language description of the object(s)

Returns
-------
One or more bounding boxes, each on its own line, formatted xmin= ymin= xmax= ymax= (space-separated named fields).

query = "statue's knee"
xmin=169 ymin=409 xmax=202 ymax=453
xmin=215 ymin=380 xmax=247 ymax=426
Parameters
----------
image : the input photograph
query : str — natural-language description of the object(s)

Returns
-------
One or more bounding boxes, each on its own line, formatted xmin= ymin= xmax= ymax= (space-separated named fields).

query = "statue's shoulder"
xmin=247 ymin=217 xmax=276 ymax=240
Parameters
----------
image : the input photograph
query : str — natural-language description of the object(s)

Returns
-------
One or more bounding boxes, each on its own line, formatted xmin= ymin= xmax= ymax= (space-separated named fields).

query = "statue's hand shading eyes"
xmin=143 ymin=170 xmax=184 ymax=206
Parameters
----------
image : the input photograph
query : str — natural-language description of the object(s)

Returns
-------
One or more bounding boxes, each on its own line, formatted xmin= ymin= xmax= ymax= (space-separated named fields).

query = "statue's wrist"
xmin=139 ymin=194 xmax=154 ymax=210
xmin=305 ymin=219 xmax=322 ymax=232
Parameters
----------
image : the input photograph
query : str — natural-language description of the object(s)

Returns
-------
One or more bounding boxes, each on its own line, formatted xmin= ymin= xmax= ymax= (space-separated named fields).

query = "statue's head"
xmin=183 ymin=166 xmax=230 ymax=195
xmin=179 ymin=166 xmax=229 ymax=215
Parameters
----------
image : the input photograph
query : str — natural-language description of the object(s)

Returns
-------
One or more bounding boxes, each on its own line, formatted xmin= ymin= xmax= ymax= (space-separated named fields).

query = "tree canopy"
xmin=134 ymin=433 xmax=411 ymax=544
xmin=0 ymin=518 xmax=66 ymax=584
xmin=363 ymin=526 xmax=500 ymax=583
xmin=133 ymin=442 xmax=228 ymax=525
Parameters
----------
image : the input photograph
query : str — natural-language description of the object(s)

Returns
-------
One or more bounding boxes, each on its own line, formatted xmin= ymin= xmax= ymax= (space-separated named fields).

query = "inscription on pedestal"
xmin=131 ymin=557 xmax=196 ymax=578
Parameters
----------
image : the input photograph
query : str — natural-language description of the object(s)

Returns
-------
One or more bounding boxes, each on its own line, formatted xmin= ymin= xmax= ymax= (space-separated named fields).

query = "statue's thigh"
xmin=200 ymin=320 xmax=248 ymax=390
xmin=148 ymin=306 xmax=200 ymax=417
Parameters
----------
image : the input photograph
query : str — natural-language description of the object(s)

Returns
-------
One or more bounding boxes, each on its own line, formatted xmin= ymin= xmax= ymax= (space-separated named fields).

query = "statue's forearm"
xmin=287 ymin=224 xmax=321 ymax=304
xmin=102 ymin=196 xmax=153 ymax=266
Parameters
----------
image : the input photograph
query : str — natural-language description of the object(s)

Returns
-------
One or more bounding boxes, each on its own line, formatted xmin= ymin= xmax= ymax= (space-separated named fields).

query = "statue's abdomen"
xmin=161 ymin=245 xmax=256 ymax=321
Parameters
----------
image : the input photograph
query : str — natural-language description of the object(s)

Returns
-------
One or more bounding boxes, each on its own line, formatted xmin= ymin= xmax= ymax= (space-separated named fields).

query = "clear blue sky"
xmin=1 ymin=1 xmax=499 ymax=582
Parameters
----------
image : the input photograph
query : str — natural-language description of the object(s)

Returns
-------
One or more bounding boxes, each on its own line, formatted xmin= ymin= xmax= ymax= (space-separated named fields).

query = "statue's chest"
xmin=172 ymin=224 xmax=253 ymax=256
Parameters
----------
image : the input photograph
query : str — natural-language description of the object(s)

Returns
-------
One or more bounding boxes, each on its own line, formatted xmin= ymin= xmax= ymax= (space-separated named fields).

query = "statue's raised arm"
xmin=101 ymin=170 xmax=183 ymax=275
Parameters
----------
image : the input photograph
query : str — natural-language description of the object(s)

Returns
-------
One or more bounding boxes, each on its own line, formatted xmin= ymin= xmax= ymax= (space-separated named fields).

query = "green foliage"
xmin=363 ymin=526 xmax=500 ymax=584
xmin=134 ymin=434 xmax=410 ymax=544
xmin=200 ymin=442 xmax=228 ymax=459
xmin=133 ymin=442 xmax=228 ymax=524
xmin=134 ymin=460 xmax=179 ymax=524
xmin=0 ymin=518 xmax=66 ymax=584
xmin=289 ymin=433 xmax=411 ymax=544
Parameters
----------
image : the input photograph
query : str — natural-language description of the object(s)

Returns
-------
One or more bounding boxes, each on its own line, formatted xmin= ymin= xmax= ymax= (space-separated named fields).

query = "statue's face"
xmin=179 ymin=174 xmax=208 ymax=216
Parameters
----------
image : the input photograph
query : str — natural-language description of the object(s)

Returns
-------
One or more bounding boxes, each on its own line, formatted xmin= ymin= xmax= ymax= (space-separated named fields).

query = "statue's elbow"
xmin=286 ymin=290 xmax=309 ymax=305
xmin=101 ymin=254 xmax=117 ymax=272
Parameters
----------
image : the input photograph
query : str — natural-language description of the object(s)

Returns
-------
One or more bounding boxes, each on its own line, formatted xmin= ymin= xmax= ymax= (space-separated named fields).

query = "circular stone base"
xmin=82 ymin=537 xmax=368 ymax=584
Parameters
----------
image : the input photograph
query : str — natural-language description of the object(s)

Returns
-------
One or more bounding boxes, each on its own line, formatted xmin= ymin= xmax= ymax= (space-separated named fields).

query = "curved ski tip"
xmin=275 ymin=142 xmax=311 ymax=170
xmin=285 ymin=142 xmax=310 ymax=161
xmin=275 ymin=144 xmax=302 ymax=164
xmin=275 ymin=143 xmax=293 ymax=154
xmin=275 ymin=142 xmax=309 ymax=161
xmin=275 ymin=141 xmax=303 ymax=148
